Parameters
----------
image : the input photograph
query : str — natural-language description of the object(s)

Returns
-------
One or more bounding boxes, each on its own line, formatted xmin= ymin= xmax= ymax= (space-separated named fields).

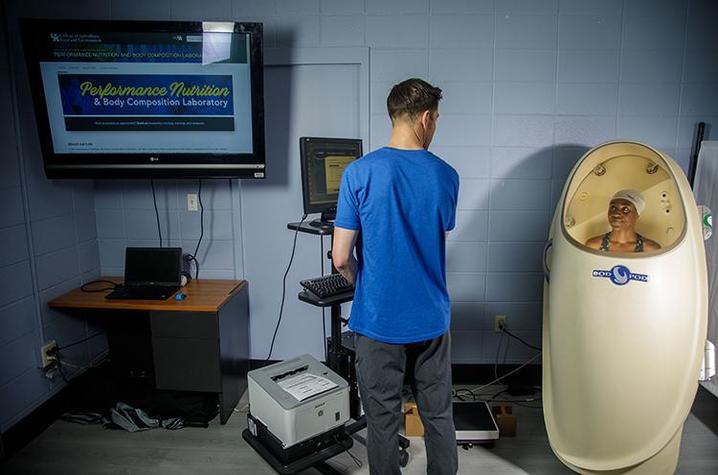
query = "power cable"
xmin=191 ymin=179 xmax=204 ymax=279
xmin=334 ymin=434 xmax=362 ymax=468
xmin=80 ymin=280 xmax=119 ymax=292
xmin=466 ymin=352 xmax=542 ymax=395
xmin=56 ymin=332 xmax=104 ymax=351
xmin=182 ymin=179 xmax=205 ymax=280
xmin=150 ymin=178 xmax=162 ymax=247
xmin=266 ymin=214 xmax=307 ymax=361
xmin=502 ymin=327 xmax=541 ymax=351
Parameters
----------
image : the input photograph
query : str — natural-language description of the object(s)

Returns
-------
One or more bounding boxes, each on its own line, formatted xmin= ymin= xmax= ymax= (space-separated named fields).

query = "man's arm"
xmin=332 ymin=227 xmax=359 ymax=285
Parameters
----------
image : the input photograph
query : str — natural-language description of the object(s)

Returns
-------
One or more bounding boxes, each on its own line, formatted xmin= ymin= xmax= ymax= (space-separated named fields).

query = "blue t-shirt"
xmin=334 ymin=147 xmax=459 ymax=344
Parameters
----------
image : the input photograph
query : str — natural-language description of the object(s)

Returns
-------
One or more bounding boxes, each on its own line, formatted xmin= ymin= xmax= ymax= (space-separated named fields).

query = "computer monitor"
xmin=299 ymin=137 xmax=362 ymax=225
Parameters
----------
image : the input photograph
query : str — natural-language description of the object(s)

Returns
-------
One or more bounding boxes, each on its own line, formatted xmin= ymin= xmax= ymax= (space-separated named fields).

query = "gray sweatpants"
xmin=354 ymin=332 xmax=458 ymax=475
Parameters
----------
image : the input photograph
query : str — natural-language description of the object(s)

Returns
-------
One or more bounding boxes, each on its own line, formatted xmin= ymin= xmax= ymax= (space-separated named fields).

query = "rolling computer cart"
xmin=242 ymin=221 xmax=409 ymax=475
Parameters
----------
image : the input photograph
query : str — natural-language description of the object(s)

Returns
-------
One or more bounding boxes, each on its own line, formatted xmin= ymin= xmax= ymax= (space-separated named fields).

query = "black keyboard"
xmin=105 ymin=285 xmax=178 ymax=300
xmin=300 ymin=273 xmax=354 ymax=299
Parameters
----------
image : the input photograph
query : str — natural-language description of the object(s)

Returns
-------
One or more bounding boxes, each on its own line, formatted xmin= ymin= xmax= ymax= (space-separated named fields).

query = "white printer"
xmin=247 ymin=354 xmax=350 ymax=448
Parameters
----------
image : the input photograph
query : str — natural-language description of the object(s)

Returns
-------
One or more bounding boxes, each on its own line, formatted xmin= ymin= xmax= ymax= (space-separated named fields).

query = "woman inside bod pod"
xmin=585 ymin=189 xmax=661 ymax=253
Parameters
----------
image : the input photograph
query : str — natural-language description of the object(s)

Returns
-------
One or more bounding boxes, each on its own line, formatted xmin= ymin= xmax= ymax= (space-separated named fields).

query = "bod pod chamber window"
xmin=561 ymin=142 xmax=686 ymax=254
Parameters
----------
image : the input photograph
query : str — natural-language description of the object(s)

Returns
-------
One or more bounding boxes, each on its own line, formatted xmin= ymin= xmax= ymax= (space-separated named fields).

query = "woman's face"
xmin=608 ymin=198 xmax=638 ymax=230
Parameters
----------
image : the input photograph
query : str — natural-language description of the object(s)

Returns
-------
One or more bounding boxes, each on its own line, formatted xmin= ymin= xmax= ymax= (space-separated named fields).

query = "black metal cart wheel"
xmin=399 ymin=449 xmax=409 ymax=467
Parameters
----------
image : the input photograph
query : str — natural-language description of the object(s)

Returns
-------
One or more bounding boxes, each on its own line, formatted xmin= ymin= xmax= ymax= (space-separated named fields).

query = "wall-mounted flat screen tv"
xmin=20 ymin=19 xmax=265 ymax=179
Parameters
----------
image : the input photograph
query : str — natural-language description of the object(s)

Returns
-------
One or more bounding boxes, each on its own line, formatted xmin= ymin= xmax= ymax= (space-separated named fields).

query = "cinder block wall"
xmin=2 ymin=0 xmax=716 ymax=432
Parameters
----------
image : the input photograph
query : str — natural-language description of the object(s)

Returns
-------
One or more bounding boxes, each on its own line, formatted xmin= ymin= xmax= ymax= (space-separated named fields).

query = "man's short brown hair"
xmin=387 ymin=78 xmax=442 ymax=122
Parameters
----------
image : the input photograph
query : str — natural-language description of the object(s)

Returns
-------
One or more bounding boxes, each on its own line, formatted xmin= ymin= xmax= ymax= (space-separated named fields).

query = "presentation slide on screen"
xmin=39 ymin=32 xmax=253 ymax=155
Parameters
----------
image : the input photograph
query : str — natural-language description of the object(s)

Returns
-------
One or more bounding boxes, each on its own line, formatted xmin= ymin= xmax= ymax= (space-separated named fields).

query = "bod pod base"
xmin=543 ymin=142 xmax=708 ymax=474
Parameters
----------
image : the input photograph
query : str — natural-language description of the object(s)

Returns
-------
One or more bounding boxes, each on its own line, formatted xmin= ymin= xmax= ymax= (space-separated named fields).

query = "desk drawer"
xmin=151 ymin=312 xmax=217 ymax=339
xmin=153 ymin=337 xmax=221 ymax=392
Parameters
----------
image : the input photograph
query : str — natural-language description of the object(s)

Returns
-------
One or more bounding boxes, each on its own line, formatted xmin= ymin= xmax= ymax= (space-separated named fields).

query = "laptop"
xmin=106 ymin=247 xmax=182 ymax=300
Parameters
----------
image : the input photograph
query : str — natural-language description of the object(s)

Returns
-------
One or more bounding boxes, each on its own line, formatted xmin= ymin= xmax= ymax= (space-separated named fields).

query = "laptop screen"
xmin=124 ymin=247 xmax=182 ymax=287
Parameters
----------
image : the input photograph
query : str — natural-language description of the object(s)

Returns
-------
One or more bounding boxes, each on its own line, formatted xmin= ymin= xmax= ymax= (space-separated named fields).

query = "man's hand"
xmin=332 ymin=227 xmax=359 ymax=285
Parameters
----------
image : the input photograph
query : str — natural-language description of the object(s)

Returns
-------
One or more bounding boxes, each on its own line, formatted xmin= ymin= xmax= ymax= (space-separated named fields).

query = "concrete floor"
xmin=2 ymin=387 xmax=717 ymax=474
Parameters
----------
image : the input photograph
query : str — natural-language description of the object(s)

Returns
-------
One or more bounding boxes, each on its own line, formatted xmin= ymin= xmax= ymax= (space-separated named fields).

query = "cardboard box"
xmin=492 ymin=404 xmax=517 ymax=437
xmin=404 ymin=402 xmax=424 ymax=437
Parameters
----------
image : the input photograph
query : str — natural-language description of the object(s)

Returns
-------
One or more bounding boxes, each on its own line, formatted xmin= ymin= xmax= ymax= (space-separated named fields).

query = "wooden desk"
xmin=49 ymin=277 xmax=250 ymax=424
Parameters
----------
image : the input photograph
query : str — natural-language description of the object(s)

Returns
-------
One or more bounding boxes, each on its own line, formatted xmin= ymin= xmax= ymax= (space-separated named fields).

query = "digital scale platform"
xmin=453 ymin=400 xmax=500 ymax=446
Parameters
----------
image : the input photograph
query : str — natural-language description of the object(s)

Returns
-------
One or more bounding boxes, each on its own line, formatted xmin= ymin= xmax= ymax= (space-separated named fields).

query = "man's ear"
xmin=420 ymin=109 xmax=431 ymax=128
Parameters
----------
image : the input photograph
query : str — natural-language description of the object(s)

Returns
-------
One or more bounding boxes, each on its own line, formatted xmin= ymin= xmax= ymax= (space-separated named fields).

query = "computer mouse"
xmin=175 ymin=292 xmax=186 ymax=301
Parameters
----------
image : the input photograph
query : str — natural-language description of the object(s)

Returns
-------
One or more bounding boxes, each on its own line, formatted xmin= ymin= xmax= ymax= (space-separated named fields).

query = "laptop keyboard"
xmin=105 ymin=285 xmax=178 ymax=300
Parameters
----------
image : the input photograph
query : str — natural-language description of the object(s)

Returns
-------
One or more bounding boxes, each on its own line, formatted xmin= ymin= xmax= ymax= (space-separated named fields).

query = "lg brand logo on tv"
xmin=592 ymin=265 xmax=648 ymax=286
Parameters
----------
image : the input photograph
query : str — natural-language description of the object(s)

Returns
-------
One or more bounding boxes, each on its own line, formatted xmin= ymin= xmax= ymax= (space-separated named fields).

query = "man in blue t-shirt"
xmin=333 ymin=78 xmax=459 ymax=475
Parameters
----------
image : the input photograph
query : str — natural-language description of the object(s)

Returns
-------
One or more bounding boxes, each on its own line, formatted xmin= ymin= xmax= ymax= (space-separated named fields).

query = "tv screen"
xmin=20 ymin=19 xmax=265 ymax=179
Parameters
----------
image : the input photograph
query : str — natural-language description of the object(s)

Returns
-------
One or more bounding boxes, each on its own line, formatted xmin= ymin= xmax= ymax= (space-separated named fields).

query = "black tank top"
xmin=599 ymin=232 xmax=644 ymax=252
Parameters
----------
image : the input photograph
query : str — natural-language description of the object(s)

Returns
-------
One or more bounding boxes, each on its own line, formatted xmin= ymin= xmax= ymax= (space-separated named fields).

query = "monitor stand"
xmin=309 ymin=211 xmax=336 ymax=230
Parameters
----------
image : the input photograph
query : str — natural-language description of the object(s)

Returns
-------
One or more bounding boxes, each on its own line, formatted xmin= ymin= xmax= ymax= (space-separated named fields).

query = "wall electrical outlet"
xmin=495 ymin=315 xmax=507 ymax=332
xmin=187 ymin=193 xmax=199 ymax=211
xmin=40 ymin=340 xmax=58 ymax=369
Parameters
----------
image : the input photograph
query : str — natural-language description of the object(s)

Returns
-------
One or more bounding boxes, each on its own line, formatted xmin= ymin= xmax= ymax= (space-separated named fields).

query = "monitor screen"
xmin=125 ymin=247 xmax=181 ymax=286
xmin=299 ymin=137 xmax=362 ymax=215
xmin=20 ymin=19 xmax=265 ymax=179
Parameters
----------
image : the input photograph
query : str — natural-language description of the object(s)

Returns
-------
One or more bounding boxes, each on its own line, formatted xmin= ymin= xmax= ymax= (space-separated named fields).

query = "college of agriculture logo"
xmin=592 ymin=265 xmax=648 ymax=286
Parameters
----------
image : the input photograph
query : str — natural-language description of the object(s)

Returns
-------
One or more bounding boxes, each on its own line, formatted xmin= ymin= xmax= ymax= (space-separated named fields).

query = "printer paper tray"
xmin=246 ymin=412 xmax=350 ymax=466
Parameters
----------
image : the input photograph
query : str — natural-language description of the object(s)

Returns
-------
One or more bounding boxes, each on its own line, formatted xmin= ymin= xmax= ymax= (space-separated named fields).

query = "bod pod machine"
xmin=543 ymin=141 xmax=709 ymax=474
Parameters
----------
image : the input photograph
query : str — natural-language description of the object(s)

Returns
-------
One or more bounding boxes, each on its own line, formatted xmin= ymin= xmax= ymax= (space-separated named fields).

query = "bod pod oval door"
xmin=542 ymin=141 xmax=708 ymax=474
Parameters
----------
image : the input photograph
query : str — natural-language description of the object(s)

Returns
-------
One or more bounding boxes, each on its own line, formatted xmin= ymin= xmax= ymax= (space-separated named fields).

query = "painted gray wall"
xmin=95 ymin=0 xmax=718 ymax=364
xmin=2 ymin=0 xmax=717 ymax=431
xmin=0 ymin=0 xmax=105 ymax=432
